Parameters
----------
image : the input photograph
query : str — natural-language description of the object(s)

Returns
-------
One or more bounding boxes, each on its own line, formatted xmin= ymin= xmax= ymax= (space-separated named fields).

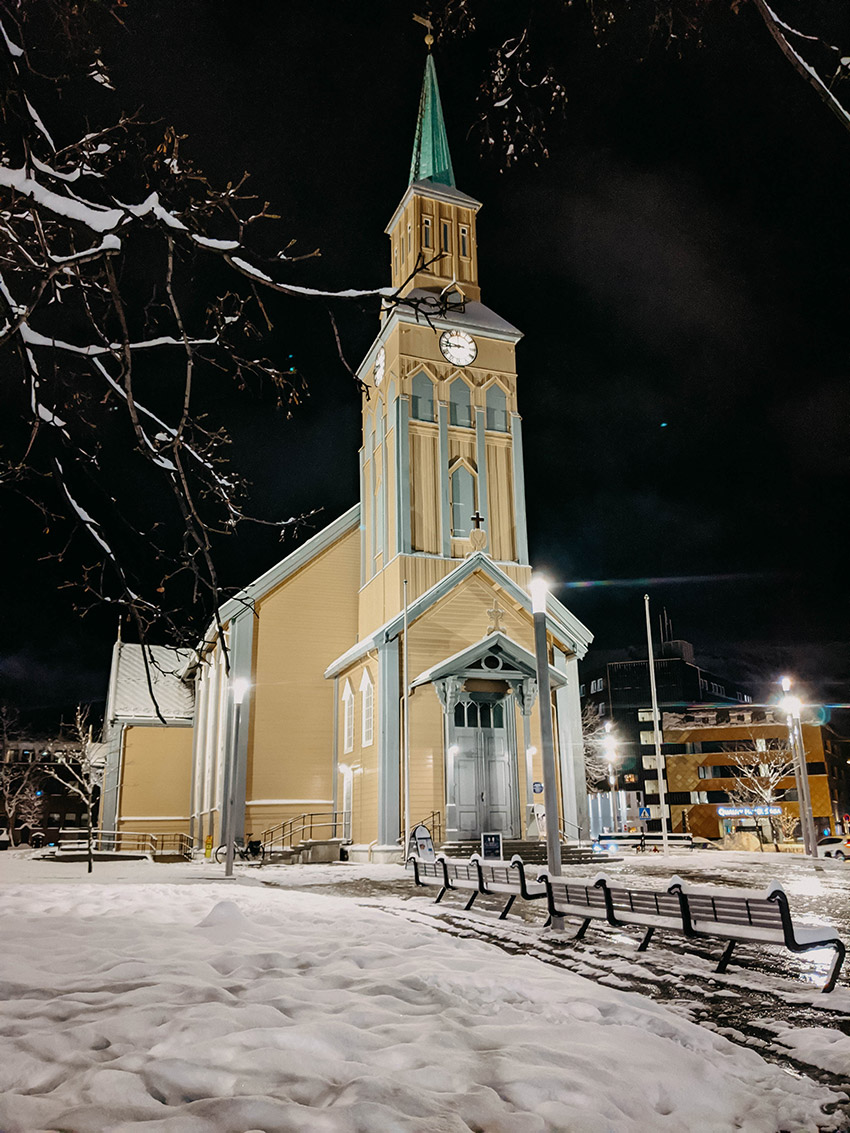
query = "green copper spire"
xmin=409 ymin=54 xmax=455 ymax=187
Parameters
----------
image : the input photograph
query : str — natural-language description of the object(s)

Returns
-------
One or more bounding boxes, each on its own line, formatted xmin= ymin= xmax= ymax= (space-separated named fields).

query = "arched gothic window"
xmin=448 ymin=378 xmax=472 ymax=428
xmin=486 ymin=384 xmax=508 ymax=432
xmin=411 ymin=372 xmax=435 ymax=422
xmin=450 ymin=465 xmax=476 ymax=537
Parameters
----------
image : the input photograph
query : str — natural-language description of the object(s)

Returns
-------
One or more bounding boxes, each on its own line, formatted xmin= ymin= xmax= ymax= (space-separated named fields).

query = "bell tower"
xmin=357 ymin=51 xmax=531 ymax=638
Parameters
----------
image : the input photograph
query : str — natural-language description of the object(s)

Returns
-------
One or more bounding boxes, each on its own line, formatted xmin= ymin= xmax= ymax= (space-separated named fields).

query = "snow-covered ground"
xmin=0 ymin=851 xmax=847 ymax=1131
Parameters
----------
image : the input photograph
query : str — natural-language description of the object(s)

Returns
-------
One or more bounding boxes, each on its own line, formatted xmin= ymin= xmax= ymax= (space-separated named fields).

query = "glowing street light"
xmin=529 ymin=575 xmax=563 ymax=927
xmin=779 ymin=676 xmax=817 ymax=857
xmin=602 ymin=722 xmax=621 ymax=832
xmin=224 ymin=676 xmax=251 ymax=878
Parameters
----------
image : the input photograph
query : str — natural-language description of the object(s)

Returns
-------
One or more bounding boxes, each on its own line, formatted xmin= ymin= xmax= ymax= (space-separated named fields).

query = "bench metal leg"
xmin=435 ymin=887 xmax=447 ymax=904
xmin=464 ymin=891 xmax=478 ymax=911
xmin=823 ymin=940 xmax=845 ymax=994
xmin=499 ymin=894 xmax=516 ymax=920
xmin=543 ymin=914 xmax=552 ymax=928
xmin=573 ymin=917 xmax=592 ymax=941
xmin=715 ymin=939 xmax=736 ymax=973
xmin=637 ymin=926 xmax=655 ymax=952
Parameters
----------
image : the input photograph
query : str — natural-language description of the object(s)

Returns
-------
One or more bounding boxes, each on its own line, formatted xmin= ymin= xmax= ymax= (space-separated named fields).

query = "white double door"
xmin=454 ymin=702 xmax=516 ymax=839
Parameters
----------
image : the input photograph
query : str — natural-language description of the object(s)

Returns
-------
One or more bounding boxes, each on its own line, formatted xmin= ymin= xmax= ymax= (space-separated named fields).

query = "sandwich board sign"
xmin=481 ymin=832 xmax=503 ymax=861
xmin=407 ymin=823 xmax=435 ymax=862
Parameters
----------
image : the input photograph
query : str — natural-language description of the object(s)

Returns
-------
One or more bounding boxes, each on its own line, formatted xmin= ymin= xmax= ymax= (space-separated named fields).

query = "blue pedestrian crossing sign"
xmin=638 ymin=807 xmax=651 ymax=819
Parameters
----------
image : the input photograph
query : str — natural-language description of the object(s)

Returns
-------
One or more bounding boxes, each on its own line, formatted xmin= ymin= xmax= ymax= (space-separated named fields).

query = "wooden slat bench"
xmin=405 ymin=854 xmax=547 ymax=919
xmin=538 ymin=870 xmax=845 ymax=993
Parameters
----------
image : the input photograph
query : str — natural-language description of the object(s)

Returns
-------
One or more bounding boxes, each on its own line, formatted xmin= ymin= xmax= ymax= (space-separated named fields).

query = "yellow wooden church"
xmin=101 ymin=56 xmax=593 ymax=859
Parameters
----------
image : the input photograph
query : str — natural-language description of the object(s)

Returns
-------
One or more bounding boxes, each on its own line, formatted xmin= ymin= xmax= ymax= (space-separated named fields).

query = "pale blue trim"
xmin=359 ymin=450 xmax=366 ymax=588
xmin=229 ymin=611 xmax=254 ymax=843
xmin=438 ymin=402 xmax=450 ymax=556
xmin=475 ymin=407 xmax=488 ymax=546
xmin=389 ymin=399 xmax=399 ymax=557
xmin=379 ymin=412 xmax=389 ymax=562
xmin=216 ymin=505 xmax=360 ymax=626
xmin=377 ymin=638 xmax=400 ymax=845
xmin=325 ymin=551 xmax=593 ymax=677
xmin=510 ymin=414 xmax=529 ymax=565
xmin=397 ymin=396 xmax=411 ymax=554
xmin=554 ymin=649 xmax=589 ymax=839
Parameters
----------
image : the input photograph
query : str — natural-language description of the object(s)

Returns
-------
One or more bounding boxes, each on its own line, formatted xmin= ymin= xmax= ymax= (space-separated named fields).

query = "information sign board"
xmin=481 ymin=832 xmax=503 ymax=861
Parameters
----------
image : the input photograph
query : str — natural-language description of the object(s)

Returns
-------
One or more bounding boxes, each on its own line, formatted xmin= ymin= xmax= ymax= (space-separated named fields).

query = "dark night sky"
xmin=2 ymin=1 xmax=849 ymax=726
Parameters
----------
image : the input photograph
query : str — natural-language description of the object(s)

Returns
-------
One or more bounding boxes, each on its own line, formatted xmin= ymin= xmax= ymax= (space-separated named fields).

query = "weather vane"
xmin=413 ymin=13 xmax=435 ymax=50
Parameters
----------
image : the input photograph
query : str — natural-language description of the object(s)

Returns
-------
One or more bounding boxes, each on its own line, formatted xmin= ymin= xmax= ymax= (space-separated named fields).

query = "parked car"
xmin=0 ymin=828 xmax=10 ymax=850
xmin=816 ymin=835 xmax=850 ymax=861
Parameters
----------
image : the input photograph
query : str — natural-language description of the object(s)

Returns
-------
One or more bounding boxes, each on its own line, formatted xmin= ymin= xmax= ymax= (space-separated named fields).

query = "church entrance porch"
xmin=451 ymin=694 xmax=517 ymax=839
xmin=411 ymin=630 xmax=568 ymax=844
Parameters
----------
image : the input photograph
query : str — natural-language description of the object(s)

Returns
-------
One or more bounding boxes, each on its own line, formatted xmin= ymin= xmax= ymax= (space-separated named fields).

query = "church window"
xmin=479 ymin=703 xmax=492 ymax=728
xmin=492 ymin=702 xmax=504 ymax=728
xmin=342 ymin=681 xmax=354 ymax=754
xmin=450 ymin=465 xmax=476 ymax=537
xmin=441 ymin=220 xmax=450 ymax=252
xmin=460 ymin=226 xmax=469 ymax=258
xmin=454 ymin=702 xmax=465 ymax=727
xmin=411 ymin=372 xmax=435 ymax=421
xmin=423 ymin=217 xmax=432 ymax=249
xmin=360 ymin=670 xmax=374 ymax=747
xmin=466 ymin=702 xmax=479 ymax=728
xmin=394 ymin=242 xmax=398 ymax=277
xmin=448 ymin=378 xmax=472 ymax=427
xmin=486 ymin=385 xmax=508 ymax=432
xmin=407 ymin=222 xmax=412 ymax=255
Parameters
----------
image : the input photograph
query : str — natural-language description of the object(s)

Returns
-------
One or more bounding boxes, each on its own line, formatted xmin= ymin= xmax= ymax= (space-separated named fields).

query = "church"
xmin=100 ymin=55 xmax=594 ymax=860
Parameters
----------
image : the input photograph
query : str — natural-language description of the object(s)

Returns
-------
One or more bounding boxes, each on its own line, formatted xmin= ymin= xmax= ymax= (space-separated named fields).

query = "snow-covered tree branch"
xmin=721 ymin=732 xmax=795 ymax=847
xmin=428 ymin=0 xmax=850 ymax=166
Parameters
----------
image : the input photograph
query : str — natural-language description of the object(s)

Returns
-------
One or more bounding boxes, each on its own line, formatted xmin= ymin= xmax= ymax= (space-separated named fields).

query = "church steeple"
xmin=409 ymin=55 xmax=455 ymax=187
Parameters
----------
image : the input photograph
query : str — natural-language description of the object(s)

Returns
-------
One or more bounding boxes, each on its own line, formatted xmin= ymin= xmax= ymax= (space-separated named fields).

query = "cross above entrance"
xmin=470 ymin=510 xmax=485 ymax=531
xmin=487 ymin=599 xmax=506 ymax=634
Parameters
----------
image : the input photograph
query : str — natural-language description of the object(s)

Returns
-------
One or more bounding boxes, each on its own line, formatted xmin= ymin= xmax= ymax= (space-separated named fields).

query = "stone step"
xmin=438 ymin=840 xmax=598 ymax=865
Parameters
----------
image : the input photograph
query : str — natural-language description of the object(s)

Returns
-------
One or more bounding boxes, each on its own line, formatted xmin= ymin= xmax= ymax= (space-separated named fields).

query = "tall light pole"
xmin=780 ymin=676 xmax=817 ymax=857
xmin=644 ymin=595 xmax=669 ymax=855
xmin=530 ymin=576 xmax=563 ymax=930
xmin=602 ymin=722 xmax=620 ymax=833
xmin=224 ymin=676 xmax=250 ymax=878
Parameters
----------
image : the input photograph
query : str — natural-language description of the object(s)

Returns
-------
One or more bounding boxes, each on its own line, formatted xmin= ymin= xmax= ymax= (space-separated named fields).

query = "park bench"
xmin=538 ymin=870 xmax=845 ymax=993
xmin=405 ymin=853 xmax=547 ymax=919
xmin=595 ymin=832 xmax=693 ymax=853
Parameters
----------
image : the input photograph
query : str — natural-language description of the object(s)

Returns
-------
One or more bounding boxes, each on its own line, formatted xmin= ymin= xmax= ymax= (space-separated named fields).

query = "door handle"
xmin=480 ymin=792 xmax=485 ymax=801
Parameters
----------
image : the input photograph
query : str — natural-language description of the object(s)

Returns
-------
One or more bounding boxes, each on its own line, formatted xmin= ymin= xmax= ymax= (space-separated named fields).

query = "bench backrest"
xmin=607 ymin=885 xmax=682 ymax=920
xmin=479 ymin=863 xmax=516 ymax=887
xmin=548 ymin=879 xmax=608 ymax=911
xmin=447 ymin=861 xmax=479 ymax=884
xmin=684 ymin=891 xmax=783 ymax=931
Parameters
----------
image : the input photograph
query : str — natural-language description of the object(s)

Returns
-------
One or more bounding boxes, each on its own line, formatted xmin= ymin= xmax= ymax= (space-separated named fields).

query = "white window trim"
xmin=342 ymin=679 xmax=354 ymax=754
xmin=359 ymin=669 xmax=374 ymax=748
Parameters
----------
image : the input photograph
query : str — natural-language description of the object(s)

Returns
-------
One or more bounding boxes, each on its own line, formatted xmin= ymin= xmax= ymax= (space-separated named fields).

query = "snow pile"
xmin=0 ymin=878 xmax=839 ymax=1132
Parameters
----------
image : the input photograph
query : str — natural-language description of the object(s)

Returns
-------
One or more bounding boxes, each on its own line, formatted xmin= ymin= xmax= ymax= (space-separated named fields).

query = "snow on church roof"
xmin=106 ymin=642 xmax=194 ymax=724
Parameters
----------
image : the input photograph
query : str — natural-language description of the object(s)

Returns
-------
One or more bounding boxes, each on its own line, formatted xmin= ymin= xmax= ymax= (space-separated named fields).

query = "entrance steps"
xmin=265 ymin=838 xmax=345 ymax=865
xmin=439 ymin=839 xmax=599 ymax=866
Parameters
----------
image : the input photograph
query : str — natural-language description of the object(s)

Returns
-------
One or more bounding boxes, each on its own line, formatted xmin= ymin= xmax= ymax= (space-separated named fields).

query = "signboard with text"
xmin=407 ymin=823 xmax=435 ymax=862
xmin=716 ymin=805 xmax=781 ymax=818
xmin=481 ymin=832 xmax=503 ymax=861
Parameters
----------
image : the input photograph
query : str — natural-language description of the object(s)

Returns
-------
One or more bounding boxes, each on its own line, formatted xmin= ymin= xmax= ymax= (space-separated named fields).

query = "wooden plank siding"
xmin=117 ymin=725 xmax=194 ymax=836
xmin=244 ymin=527 xmax=360 ymax=836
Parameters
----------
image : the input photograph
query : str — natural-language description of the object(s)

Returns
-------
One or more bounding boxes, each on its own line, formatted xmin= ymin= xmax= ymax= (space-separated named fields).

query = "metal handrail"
xmin=261 ymin=811 xmax=350 ymax=853
xmin=57 ymin=829 xmax=192 ymax=859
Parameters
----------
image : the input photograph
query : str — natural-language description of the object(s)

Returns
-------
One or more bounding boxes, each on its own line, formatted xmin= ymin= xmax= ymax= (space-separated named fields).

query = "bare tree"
xmin=0 ymin=1 xmax=449 ymax=693
xmin=722 ymin=733 xmax=795 ymax=849
xmin=0 ymin=761 xmax=40 ymax=846
xmin=40 ymin=706 xmax=103 ymax=873
xmin=13 ymin=778 xmax=44 ymax=840
xmin=582 ymin=702 xmax=610 ymax=792
xmin=428 ymin=1 xmax=850 ymax=167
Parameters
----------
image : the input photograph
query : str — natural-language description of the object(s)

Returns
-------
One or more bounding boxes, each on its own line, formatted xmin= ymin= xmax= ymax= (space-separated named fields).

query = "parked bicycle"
xmin=214 ymin=836 xmax=265 ymax=864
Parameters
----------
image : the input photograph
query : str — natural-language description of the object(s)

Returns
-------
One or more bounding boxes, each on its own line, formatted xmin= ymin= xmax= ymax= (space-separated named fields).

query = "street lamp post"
xmin=602 ymin=722 xmax=620 ymax=833
xmin=224 ymin=676 xmax=250 ymax=879
xmin=530 ymin=576 xmax=564 ymax=930
xmin=780 ymin=677 xmax=817 ymax=858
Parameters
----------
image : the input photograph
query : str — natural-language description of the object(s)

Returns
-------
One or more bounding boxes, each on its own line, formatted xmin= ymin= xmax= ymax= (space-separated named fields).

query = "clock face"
xmin=439 ymin=330 xmax=477 ymax=367
xmin=373 ymin=347 xmax=385 ymax=387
